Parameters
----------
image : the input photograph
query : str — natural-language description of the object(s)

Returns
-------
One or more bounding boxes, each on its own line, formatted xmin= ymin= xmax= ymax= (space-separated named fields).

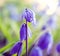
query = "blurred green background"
xmin=0 ymin=0 xmax=60 ymax=56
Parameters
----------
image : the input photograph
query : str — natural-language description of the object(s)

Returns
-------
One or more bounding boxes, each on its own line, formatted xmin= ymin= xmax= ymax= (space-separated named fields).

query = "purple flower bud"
xmin=20 ymin=23 xmax=32 ymax=41
xmin=22 ymin=8 xmax=36 ymax=23
xmin=28 ymin=27 xmax=32 ymax=38
xmin=20 ymin=23 xmax=27 ymax=41
xmin=56 ymin=43 xmax=60 ymax=53
xmin=10 ymin=42 xmax=22 ymax=56
xmin=29 ymin=46 xmax=43 ymax=56
xmin=37 ymin=31 xmax=52 ymax=50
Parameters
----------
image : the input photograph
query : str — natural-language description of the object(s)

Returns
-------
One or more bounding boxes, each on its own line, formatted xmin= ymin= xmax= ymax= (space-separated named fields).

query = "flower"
xmin=20 ymin=23 xmax=27 ymax=41
xmin=37 ymin=31 xmax=53 ymax=50
xmin=20 ymin=23 xmax=32 ymax=41
xmin=10 ymin=42 xmax=22 ymax=56
xmin=56 ymin=43 xmax=60 ymax=53
xmin=29 ymin=46 xmax=43 ymax=56
xmin=21 ymin=8 xmax=36 ymax=23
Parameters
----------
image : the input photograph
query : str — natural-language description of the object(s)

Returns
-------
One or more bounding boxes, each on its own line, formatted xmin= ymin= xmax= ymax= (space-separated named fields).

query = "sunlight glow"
xmin=33 ymin=0 xmax=58 ymax=15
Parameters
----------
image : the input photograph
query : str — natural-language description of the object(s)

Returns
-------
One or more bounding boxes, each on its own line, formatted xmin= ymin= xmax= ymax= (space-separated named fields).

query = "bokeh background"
xmin=0 ymin=0 xmax=60 ymax=56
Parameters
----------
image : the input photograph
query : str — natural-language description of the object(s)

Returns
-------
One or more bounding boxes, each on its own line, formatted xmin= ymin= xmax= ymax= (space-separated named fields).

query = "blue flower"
xmin=10 ymin=42 xmax=22 ymax=56
xmin=56 ymin=43 xmax=60 ymax=53
xmin=21 ymin=8 xmax=36 ymax=24
xmin=29 ymin=46 xmax=43 ymax=56
xmin=37 ymin=31 xmax=53 ymax=50
xmin=20 ymin=23 xmax=32 ymax=41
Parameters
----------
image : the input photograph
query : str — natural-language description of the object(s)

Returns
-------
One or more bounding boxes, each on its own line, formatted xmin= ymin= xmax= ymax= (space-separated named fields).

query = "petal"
xmin=28 ymin=27 xmax=32 ymax=38
xmin=31 ymin=17 xmax=36 ymax=26
xmin=37 ymin=31 xmax=52 ymax=50
xmin=56 ymin=43 xmax=60 ymax=53
xmin=47 ymin=34 xmax=53 ymax=55
xmin=10 ymin=42 xmax=22 ymax=55
xmin=29 ymin=46 xmax=43 ymax=56
xmin=20 ymin=23 xmax=27 ymax=41
xmin=20 ymin=23 xmax=32 ymax=41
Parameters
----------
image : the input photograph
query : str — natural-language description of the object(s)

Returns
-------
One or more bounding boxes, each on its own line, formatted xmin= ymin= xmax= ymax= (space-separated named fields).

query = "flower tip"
xmin=56 ymin=43 xmax=60 ymax=53
xmin=10 ymin=42 xmax=22 ymax=55
xmin=29 ymin=46 xmax=43 ymax=56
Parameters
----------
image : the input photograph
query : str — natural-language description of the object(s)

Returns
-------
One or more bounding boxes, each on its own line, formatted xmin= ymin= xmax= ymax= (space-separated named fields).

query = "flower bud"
xmin=29 ymin=46 xmax=43 ymax=56
xmin=10 ymin=42 xmax=22 ymax=56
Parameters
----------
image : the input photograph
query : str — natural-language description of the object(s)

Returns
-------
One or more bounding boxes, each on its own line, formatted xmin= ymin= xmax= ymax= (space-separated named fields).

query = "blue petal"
xmin=20 ymin=23 xmax=32 ymax=41
xmin=37 ymin=31 xmax=52 ymax=50
xmin=29 ymin=46 xmax=43 ymax=56
xmin=28 ymin=27 xmax=32 ymax=38
xmin=10 ymin=42 xmax=22 ymax=55
xmin=47 ymin=33 xmax=53 ymax=55
xmin=56 ymin=43 xmax=60 ymax=53
xmin=20 ymin=23 xmax=27 ymax=41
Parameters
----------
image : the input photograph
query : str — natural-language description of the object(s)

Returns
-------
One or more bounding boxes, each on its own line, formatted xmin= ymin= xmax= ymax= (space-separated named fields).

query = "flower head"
xmin=20 ymin=23 xmax=32 ymax=41
xmin=29 ymin=46 xmax=43 ymax=56
xmin=22 ymin=8 xmax=36 ymax=23
xmin=56 ymin=43 xmax=60 ymax=53
xmin=37 ymin=31 xmax=53 ymax=50
xmin=10 ymin=42 xmax=22 ymax=56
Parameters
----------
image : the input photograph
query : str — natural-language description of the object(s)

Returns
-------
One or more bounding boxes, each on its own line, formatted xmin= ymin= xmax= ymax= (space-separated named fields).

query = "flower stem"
xmin=26 ymin=20 xmax=28 ymax=56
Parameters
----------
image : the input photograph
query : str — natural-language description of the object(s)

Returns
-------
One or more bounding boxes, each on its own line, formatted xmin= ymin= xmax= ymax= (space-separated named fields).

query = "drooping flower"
xmin=10 ymin=42 xmax=22 ymax=56
xmin=20 ymin=23 xmax=27 ymax=41
xmin=37 ymin=31 xmax=53 ymax=50
xmin=20 ymin=23 xmax=32 ymax=41
xmin=29 ymin=46 xmax=43 ymax=56
xmin=21 ymin=8 xmax=36 ymax=24
xmin=56 ymin=43 xmax=60 ymax=53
